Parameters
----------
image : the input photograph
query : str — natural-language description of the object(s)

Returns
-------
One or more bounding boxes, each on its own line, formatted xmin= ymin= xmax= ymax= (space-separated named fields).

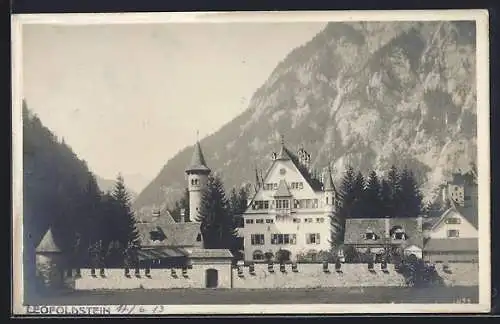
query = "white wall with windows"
xmin=429 ymin=209 xmax=478 ymax=239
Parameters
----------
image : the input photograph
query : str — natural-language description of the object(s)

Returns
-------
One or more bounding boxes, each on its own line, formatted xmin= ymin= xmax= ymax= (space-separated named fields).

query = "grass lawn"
xmin=25 ymin=286 xmax=479 ymax=305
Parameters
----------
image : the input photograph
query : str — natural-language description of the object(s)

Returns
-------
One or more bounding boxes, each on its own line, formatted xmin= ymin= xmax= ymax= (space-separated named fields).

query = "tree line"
xmin=337 ymin=165 xmax=423 ymax=220
xmin=23 ymin=102 xmax=140 ymax=290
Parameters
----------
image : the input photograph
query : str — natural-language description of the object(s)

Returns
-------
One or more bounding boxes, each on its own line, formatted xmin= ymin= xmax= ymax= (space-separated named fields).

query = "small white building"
xmin=240 ymin=138 xmax=341 ymax=263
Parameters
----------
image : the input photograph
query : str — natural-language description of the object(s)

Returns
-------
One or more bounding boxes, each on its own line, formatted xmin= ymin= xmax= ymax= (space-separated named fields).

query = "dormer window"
xmin=390 ymin=226 xmax=407 ymax=240
xmin=365 ymin=230 xmax=377 ymax=240
xmin=149 ymin=227 xmax=166 ymax=242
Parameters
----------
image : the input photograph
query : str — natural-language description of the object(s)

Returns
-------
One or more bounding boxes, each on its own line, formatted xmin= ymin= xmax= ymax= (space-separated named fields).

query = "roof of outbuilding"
xmin=344 ymin=217 xmax=424 ymax=248
xmin=424 ymin=238 xmax=478 ymax=252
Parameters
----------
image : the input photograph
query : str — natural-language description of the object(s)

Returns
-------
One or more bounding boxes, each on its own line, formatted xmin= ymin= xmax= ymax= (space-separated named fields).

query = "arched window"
xmin=365 ymin=229 xmax=377 ymax=240
xmin=252 ymin=250 xmax=264 ymax=261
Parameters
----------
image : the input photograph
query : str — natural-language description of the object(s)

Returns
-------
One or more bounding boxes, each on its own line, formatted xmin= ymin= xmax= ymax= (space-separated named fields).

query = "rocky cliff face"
xmin=133 ymin=21 xmax=477 ymax=217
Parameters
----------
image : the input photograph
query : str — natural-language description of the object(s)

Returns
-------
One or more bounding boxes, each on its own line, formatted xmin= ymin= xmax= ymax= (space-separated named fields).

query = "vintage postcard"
xmin=11 ymin=10 xmax=490 ymax=315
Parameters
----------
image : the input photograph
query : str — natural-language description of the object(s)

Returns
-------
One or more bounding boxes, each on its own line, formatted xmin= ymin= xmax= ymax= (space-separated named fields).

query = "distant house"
xmin=343 ymin=217 xmax=424 ymax=261
xmin=422 ymin=203 xmax=478 ymax=263
xmin=424 ymin=168 xmax=479 ymax=263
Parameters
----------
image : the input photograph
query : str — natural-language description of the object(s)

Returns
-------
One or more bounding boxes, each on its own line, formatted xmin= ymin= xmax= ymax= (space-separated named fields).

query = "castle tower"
xmin=323 ymin=166 xmax=337 ymax=212
xmin=185 ymin=140 xmax=211 ymax=222
xmin=35 ymin=227 xmax=64 ymax=288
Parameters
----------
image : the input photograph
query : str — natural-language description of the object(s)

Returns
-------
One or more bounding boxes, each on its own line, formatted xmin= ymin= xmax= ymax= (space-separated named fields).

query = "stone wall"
xmin=72 ymin=262 xmax=479 ymax=290
xmin=74 ymin=263 xmax=232 ymax=290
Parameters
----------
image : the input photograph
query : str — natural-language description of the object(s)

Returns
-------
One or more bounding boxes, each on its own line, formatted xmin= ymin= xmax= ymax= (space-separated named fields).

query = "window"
xmin=304 ymin=218 xmax=313 ymax=223
xmin=251 ymin=234 xmax=265 ymax=245
xmin=273 ymin=183 xmax=278 ymax=189
xmin=265 ymin=219 xmax=274 ymax=224
xmin=445 ymin=217 xmax=461 ymax=224
xmin=392 ymin=232 xmax=407 ymax=240
xmin=264 ymin=201 xmax=269 ymax=209
xmin=256 ymin=219 xmax=264 ymax=224
xmin=293 ymin=218 xmax=301 ymax=223
xmin=149 ymin=228 xmax=166 ymax=242
xmin=312 ymin=199 xmax=319 ymax=208
xmin=271 ymin=233 xmax=297 ymax=245
xmin=294 ymin=199 xmax=300 ymax=208
xmin=316 ymin=218 xmax=325 ymax=223
xmin=276 ymin=199 xmax=290 ymax=209
xmin=299 ymin=183 xmax=304 ymax=189
xmin=196 ymin=233 xmax=202 ymax=242
xmin=252 ymin=250 xmax=264 ymax=260
xmin=306 ymin=233 xmax=320 ymax=244
xmin=447 ymin=230 xmax=460 ymax=238
xmin=326 ymin=197 xmax=328 ymax=204
xmin=245 ymin=219 xmax=254 ymax=224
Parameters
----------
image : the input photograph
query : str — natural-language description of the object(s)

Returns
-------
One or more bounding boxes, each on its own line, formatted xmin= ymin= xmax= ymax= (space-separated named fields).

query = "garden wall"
xmin=71 ymin=263 xmax=479 ymax=290
xmin=73 ymin=263 xmax=232 ymax=290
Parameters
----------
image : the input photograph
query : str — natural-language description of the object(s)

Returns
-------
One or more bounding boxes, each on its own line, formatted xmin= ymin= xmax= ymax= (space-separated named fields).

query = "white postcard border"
xmin=11 ymin=10 xmax=491 ymax=315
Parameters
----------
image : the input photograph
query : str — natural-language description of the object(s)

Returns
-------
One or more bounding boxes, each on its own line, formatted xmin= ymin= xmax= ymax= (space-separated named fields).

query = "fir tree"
xmin=364 ymin=170 xmax=382 ymax=218
xmin=387 ymin=165 xmax=401 ymax=217
xmin=338 ymin=165 xmax=356 ymax=219
xmin=111 ymin=174 xmax=139 ymax=247
xmin=380 ymin=179 xmax=392 ymax=218
xmin=399 ymin=167 xmax=423 ymax=218
xmin=351 ymin=171 xmax=366 ymax=218
xmin=197 ymin=175 xmax=237 ymax=249
xmin=170 ymin=188 xmax=190 ymax=223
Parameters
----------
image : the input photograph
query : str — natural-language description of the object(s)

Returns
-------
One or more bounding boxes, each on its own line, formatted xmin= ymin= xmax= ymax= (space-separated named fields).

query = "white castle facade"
xmin=240 ymin=138 xmax=341 ymax=263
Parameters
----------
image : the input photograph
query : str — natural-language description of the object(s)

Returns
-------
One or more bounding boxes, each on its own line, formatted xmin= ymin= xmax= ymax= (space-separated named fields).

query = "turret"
xmin=323 ymin=166 xmax=337 ymax=212
xmin=185 ymin=140 xmax=211 ymax=222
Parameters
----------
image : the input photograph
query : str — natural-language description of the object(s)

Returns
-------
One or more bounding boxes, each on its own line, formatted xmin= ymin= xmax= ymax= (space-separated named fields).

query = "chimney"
xmin=417 ymin=215 xmax=423 ymax=231
xmin=180 ymin=208 xmax=185 ymax=223
xmin=152 ymin=208 xmax=160 ymax=221
xmin=385 ymin=216 xmax=391 ymax=238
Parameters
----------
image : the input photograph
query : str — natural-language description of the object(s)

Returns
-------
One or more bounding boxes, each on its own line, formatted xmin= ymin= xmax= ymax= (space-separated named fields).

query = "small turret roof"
xmin=276 ymin=135 xmax=292 ymax=161
xmin=36 ymin=228 xmax=62 ymax=253
xmin=274 ymin=179 xmax=292 ymax=197
xmin=323 ymin=167 xmax=336 ymax=192
xmin=186 ymin=141 xmax=210 ymax=174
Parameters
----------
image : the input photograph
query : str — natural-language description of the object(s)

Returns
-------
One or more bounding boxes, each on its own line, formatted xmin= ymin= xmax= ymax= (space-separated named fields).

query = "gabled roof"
xmin=137 ymin=219 xmax=202 ymax=248
xmin=424 ymin=238 xmax=478 ymax=252
xmin=344 ymin=217 xmax=423 ymax=248
xmin=274 ymin=179 xmax=292 ymax=197
xmin=36 ymin=228 xmax=62 ymax=253
xmin=186 ymin=141 xmax=210 ymax=174
xmin=430 ymin=203 xmax=478 ymax=231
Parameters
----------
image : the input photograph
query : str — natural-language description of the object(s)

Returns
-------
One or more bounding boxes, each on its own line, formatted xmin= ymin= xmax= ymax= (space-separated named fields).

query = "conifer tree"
xmin=338 ymin=165 xmax=356 ymax=219
xmin=380 ymin=179 xmax=392 ymax=218
xmin=111 ymin=174 xmax=139 ymax=248
xmin=387 ymin=165 xmax=401 ymax=217
xmin=170 ymin=188 xmax=190 ymax=223
xmin=399 ymin=166 xmax=423 ymax=218
xmin=364 ymin=170 xmax=382 ymax=218
xmin=351 ymin=171 xmax=366 ymax=218
xmin=197 ymin=175 xmax=237 ymax=249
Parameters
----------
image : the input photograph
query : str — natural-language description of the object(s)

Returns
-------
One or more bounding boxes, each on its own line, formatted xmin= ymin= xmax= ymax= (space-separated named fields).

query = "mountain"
xmin=95 ymin=175 xmax=138 ymax=201
xmin=22 ymin=101 xmax=103 ymax=296
xmin=133 ymin=21 xmax=477 ymax=218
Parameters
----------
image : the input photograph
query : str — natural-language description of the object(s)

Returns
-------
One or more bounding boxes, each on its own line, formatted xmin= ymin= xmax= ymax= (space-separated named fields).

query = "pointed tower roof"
xmin=186 ymin=141 xmax=211 ymax=174
xmin=276 ymin=135 xmax=292 ymax=161
xmin=274 ymin=179 xmax=292 ymax=197
xmin=36 ymin=228 xmax=62 ymax=253
xmin=323 ymin=167 xmax=336 ymax=192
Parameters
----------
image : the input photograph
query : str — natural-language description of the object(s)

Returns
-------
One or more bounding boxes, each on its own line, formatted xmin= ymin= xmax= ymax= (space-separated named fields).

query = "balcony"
xmin=274 ymin=208 xmax=292 ymax=217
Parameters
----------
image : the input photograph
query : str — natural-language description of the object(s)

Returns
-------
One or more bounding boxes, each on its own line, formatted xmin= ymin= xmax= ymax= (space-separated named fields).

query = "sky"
xmin=22 ymin=22 xmax=326 ymax=193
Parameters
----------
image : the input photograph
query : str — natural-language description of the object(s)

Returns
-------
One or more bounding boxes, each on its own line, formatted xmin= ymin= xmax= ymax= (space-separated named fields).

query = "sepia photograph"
xmin=11 ymin=10 xmax=490 ymax=315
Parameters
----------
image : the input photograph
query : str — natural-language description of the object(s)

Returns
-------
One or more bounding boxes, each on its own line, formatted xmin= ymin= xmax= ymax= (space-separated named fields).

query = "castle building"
xmin=440 ymin=167 xmax=478 ymax=209
xmin=240 ymin=138 xmax=340 ymax=263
